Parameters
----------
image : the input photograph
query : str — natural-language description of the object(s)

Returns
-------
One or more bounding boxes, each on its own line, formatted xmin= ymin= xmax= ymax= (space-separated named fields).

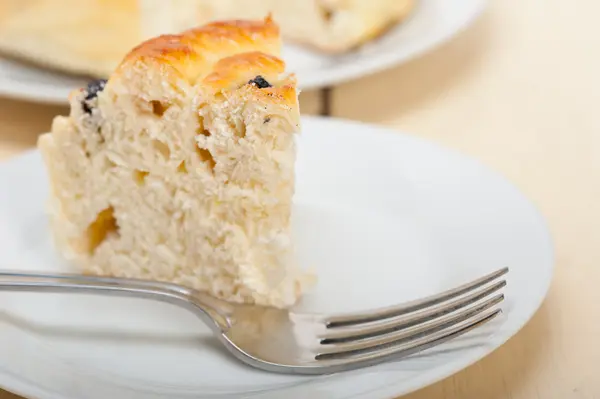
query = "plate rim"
xmin=0 ymin=115 xmax=555 ymax=399
xmin=297 ymin=0 xmax=488 ymax=90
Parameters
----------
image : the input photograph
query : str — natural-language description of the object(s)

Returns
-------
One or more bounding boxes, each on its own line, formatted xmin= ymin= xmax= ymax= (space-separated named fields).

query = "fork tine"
xmin=317 ymin=309 xmax=502 ymax=364
xmin=316 ymin=293 xmax=503 ymax=357
xmin=326 ymin=267 xmax=508 ymax=327
xmin=321 ymin=279 xmax=506 ymax=343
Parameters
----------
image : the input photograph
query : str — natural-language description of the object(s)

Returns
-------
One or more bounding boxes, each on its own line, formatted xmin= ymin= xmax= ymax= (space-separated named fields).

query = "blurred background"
xmin=0 ymin=0 xmax=599 ymax=398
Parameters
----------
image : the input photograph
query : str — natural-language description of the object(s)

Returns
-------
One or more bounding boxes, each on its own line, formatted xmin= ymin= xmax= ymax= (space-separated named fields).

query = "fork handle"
xmin=0 ymin=270 xmax=231 ymax=332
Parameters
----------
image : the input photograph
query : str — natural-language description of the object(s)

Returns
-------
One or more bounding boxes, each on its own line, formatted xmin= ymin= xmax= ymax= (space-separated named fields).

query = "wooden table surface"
xmin=1 ymin=0 xmax=599 ymax=398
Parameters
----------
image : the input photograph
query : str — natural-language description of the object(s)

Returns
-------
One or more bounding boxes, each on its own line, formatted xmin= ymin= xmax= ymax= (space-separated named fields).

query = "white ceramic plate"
xmin=0 ymin=117 xmax=553 ymax=399
xmin=0 ymin=0 xmax=486 ymax=104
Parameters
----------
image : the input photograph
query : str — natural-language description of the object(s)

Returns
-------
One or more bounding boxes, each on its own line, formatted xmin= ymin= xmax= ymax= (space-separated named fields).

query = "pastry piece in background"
xmin=142 ymin=0 xmax=415 ymax=53
xmin=0 ymin=0 xmax=414 ymax=78
xmin=0 ymin=0 xmax=141 ymax=77
xmin=37 ymin=17 xmax=311 ymax=308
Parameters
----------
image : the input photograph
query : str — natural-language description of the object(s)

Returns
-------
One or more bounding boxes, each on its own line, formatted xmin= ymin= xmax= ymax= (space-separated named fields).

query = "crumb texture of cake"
xmin=37 ymin=17 xmax=311 ymax=308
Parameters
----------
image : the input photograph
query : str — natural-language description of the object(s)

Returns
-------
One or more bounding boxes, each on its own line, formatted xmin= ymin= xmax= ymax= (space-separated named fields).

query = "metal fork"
xmin=0 ymin=267 xmax=507 ymax=375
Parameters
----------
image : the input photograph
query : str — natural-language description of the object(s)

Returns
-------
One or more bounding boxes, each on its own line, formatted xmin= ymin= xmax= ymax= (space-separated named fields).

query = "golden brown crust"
xmin=187 ymin=17 xmax=280 ymax=45
xmin=203 ymin=51 xmax=285 ymax=90
xmin=115 ymin=16 xmax=282 ymax=85
xmin=255 ymin=81 xmax=299 ymax=106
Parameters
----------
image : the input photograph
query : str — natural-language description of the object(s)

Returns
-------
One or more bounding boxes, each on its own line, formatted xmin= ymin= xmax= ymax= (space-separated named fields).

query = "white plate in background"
xmin=0 ymin=116 xmax=553 ymax=398
xmin=0 ymin=0 xmax=487 ymax=104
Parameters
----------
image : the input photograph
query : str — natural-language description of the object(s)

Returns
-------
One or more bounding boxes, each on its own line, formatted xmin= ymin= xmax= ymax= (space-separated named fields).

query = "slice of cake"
xmin=37 ymin=17 xmax=310 ymax=308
